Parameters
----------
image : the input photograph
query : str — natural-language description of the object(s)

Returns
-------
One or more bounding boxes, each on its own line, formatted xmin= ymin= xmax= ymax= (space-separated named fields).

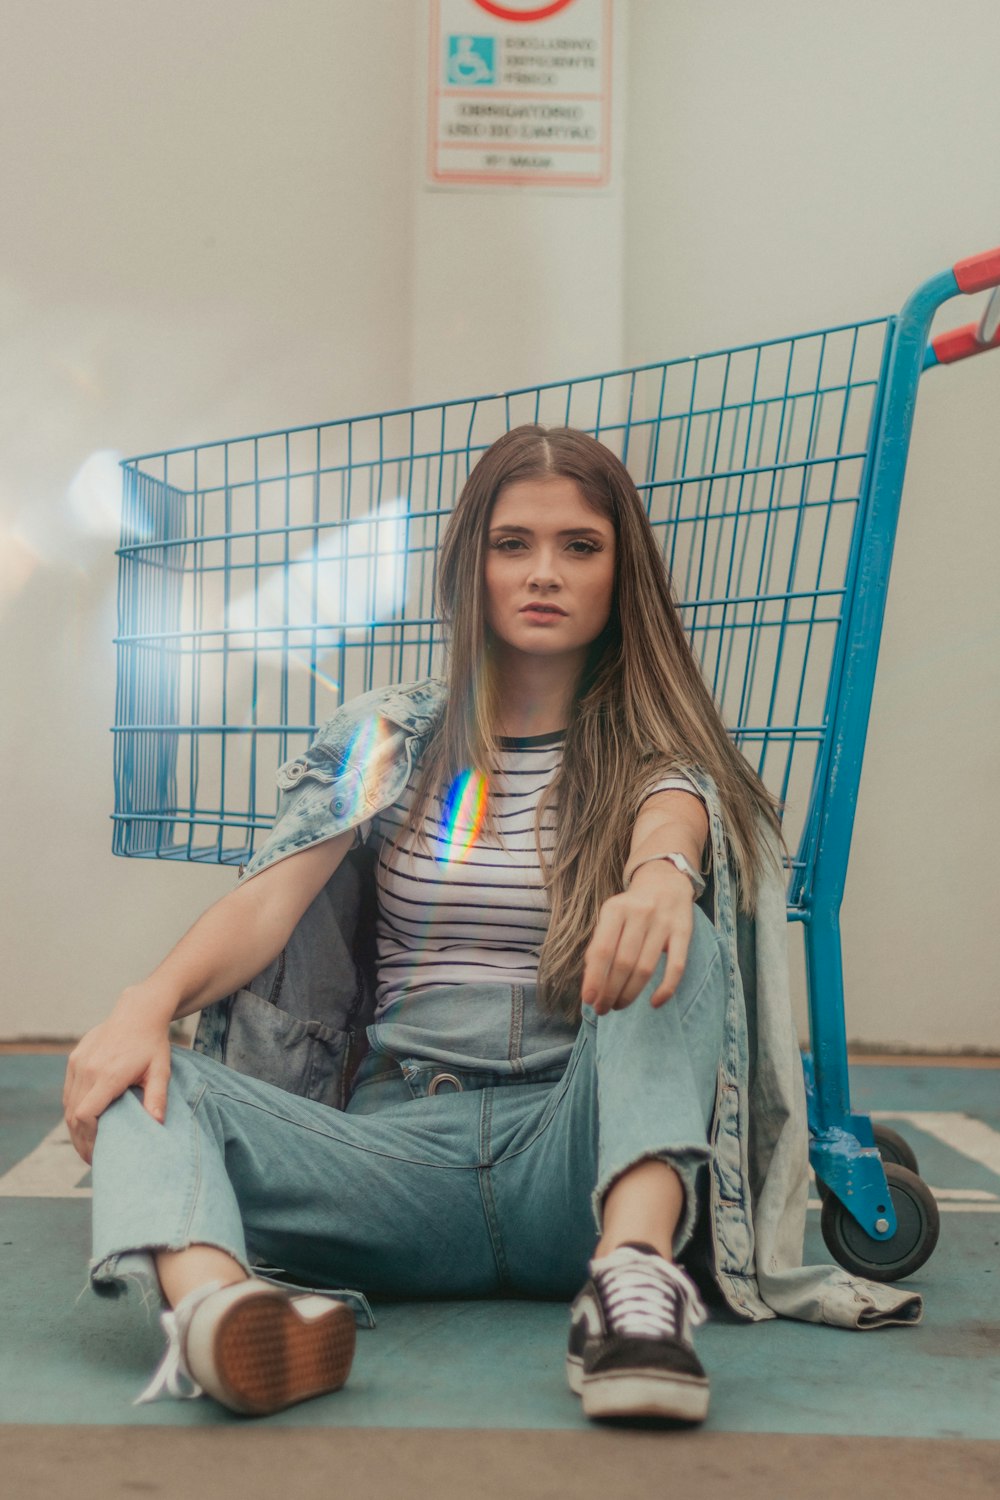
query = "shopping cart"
xmin=113 ymin=247 xmax=1000 ymax=1282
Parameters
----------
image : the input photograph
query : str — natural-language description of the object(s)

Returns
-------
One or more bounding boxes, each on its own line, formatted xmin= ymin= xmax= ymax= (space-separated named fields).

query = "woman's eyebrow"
xmin=488 ymin=525 xmax=607 ymax=537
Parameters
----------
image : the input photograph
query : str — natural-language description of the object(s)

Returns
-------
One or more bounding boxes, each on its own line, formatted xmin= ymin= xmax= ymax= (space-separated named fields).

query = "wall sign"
xmin=427 ymin=0 xmax=612 ymax=189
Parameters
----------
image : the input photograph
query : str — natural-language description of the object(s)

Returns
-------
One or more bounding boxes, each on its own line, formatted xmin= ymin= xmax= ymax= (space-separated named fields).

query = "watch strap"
xmin=625 ymin=851 xmax=706 ymax=898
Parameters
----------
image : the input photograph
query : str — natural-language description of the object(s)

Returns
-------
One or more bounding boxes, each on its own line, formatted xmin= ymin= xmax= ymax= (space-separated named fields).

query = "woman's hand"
xmin=63 ymin=996 xmax=173 ymax=1166
xmin=581 ymin=861 xmax=695 ymax=1014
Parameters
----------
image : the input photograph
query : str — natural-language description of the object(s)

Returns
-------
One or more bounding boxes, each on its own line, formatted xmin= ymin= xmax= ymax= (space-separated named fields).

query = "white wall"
xmin=0 ymin=1 xmax=420 ymax=1038
xmin=625 ymin=0 xmax=1000 ymax=1049
xmin=1 ymin=0 xmax=997 ymax=1049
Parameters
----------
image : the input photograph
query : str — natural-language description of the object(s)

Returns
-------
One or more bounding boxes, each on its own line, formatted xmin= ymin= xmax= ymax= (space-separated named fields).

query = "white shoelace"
xmin=592 ymin=1248 xmax=707 ymax=1342
xmin=133 ymin=1280 xmax=224 ymax=1406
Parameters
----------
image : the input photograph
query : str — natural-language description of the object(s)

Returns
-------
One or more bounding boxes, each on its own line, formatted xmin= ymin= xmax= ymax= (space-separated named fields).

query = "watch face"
xmin=673 ymin=855 xmax=705 ymax=893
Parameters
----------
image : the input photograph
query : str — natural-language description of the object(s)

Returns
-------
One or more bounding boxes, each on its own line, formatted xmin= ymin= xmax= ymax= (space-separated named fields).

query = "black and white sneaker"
xmin=567 ymin=1241 xmax=709 ymax=1422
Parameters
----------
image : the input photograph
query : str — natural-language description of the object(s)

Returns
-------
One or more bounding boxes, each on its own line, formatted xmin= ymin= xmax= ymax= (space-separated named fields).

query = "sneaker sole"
xmin=211 ymin=1294 xmax=356 ymax=1416
xmin=580 ymin=1368 xmax=710 ymax=1423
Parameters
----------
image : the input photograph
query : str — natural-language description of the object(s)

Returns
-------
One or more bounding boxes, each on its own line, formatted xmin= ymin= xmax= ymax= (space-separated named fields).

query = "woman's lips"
xmin=520 ymin=605 xmax=566 ymax=617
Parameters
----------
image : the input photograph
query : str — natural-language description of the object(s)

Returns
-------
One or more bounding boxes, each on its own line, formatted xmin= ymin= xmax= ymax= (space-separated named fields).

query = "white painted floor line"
xmin=810 ymin=1181 xmax=999 ymax=1202
xmin=0 ymin=1122 xmax=91 ymax=1198
xmin=870 ymin=1111 xmax=1000 ymax=1176
xmin=3 ymin=1111 xmax=999 ymax=1203
xmin=808 ymin=1200 xmax=1000 ymax=1213
xmin=926 ymin=1187 xmax=1000 ymax=1201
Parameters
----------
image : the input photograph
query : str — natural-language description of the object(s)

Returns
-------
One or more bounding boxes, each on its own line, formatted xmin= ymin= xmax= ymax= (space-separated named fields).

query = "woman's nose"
xmin=526 ymin=550 xmax=561 ymax=584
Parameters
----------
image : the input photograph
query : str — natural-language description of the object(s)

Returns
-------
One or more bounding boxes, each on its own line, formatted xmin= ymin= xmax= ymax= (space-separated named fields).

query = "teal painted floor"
xmin=1 ymin=1056 xmax=998 ymax=1437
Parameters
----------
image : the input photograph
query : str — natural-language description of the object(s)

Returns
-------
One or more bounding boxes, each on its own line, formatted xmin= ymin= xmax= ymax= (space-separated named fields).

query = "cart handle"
xmin=925 ymin=247 xmax=1000 ymax=368
xmin=953 ymin=247 xmax=1000 ymax=294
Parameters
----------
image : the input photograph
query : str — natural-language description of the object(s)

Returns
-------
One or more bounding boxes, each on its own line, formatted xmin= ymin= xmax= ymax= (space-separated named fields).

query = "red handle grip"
xmin=931 ymin=320 xmax=1000 ymax=365
xmin=954 ymin=247 xmax=1000 ymax=294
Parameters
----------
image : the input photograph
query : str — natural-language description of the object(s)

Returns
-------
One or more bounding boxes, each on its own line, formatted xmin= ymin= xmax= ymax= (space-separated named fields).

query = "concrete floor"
xmin=1 ymin=1052 xmax=998 ymax=1497
xmin=3 ymin=1427 xmax=1000 ymax=1500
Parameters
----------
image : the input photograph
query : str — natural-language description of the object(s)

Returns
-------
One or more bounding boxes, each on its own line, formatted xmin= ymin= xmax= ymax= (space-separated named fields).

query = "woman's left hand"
xmin=581 ymin=861 xmax=695 ymax=1013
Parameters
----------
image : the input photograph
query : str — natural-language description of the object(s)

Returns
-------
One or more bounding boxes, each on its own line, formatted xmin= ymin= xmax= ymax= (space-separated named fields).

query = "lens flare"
xmin=227 ymin=497 xmax=409 ymax=642
xmin=5 ymin=449 xmax=136 ymax=592
xmin=224 ymin=498 xmax=409 ymax=726
xmin=66 ymin=449 xmax=125 ymax=539
xmin=436 ymin=768 xmax=488 ymax=864
xmin=336 ymin=716 xmax=383 ymax=825
xmin=0 ymin=521 xmax=42 ymax=608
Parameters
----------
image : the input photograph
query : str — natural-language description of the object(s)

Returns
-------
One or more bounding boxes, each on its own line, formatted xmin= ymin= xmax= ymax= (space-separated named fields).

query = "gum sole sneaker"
xmin=135 ymin=1278 xmax=357 ymax=1415
xmin=184 ymin=1280 xmax=356 ymax=1416
xmin=568 ymin=1241 xmax=709 ymax=1424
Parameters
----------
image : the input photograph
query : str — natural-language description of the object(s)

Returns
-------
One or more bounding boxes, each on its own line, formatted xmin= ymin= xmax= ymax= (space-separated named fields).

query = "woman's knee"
xmin=670 ymin=906 xmax=726 ymax=1022
xmin=94 ymin=1045 xmax=212 ymax=1142
xmin=165 ymin=1043 xmax=227 ymax=1104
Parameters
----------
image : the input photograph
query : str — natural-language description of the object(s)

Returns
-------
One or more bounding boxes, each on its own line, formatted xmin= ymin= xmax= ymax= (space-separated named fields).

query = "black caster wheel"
xmin=820 ymin=1162 xmax=940 ymax=1281
xmin=872 ymin=1123 xmax=919 ymax=1175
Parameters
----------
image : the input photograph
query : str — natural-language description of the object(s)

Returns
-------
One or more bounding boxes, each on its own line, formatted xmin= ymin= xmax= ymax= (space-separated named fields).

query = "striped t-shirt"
xmin=368 ymin=730 xmax=703 ymax=1015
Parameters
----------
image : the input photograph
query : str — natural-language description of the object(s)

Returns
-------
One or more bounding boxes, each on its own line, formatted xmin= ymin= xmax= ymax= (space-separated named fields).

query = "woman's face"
xmin=483 ymin=475 xmax=616 ymax=664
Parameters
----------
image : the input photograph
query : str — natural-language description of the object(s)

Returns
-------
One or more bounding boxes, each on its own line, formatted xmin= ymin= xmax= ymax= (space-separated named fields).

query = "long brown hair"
xmin=397 ymin=425 xmax=785 ymax=1019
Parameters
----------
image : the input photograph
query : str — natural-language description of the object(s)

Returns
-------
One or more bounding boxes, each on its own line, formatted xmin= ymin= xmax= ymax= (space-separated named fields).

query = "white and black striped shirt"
xmin=369 ymin=730 xmax=702 ymax=1015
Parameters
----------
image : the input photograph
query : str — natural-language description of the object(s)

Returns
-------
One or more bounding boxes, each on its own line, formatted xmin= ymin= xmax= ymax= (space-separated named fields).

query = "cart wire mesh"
xmin=114 ymin=315 xmax=892 ymax=918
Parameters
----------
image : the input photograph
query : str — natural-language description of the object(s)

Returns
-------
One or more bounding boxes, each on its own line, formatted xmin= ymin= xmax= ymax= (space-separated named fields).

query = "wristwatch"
xmin=625 ymin=851 xmax=707 ymax=899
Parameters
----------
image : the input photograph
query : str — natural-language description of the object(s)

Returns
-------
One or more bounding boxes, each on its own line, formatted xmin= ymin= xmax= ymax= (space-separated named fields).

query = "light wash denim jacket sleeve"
xmin=194 ymin=676 xmax=922 ymax=1334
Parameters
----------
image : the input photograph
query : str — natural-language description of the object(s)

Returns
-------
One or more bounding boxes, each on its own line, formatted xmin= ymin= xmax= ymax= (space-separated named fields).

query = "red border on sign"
xmin=472 ymin=1 xmax=576 ymax=21
xmin=428 ymin=0 xmax=612 ymax=188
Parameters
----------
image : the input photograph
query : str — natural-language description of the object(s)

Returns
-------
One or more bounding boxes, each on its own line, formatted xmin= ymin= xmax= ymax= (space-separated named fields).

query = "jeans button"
xmin=427 ymin=1072 xmax=463 ymax=1096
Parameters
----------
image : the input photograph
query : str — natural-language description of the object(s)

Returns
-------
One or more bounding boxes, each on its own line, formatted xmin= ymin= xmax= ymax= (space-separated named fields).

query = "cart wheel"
xmin=872 ymin=1123 xmax=919 ymax=1175
xmin=814 ymin=1124 xmax=919 ymax=1203
xmin=820 ymin=1163 xmax=940 ymax=1282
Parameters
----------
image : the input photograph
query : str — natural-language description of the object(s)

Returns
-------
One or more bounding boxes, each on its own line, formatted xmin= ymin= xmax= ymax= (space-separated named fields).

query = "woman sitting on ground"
xmin=64 ymin=425 xmax=921 ymax=1425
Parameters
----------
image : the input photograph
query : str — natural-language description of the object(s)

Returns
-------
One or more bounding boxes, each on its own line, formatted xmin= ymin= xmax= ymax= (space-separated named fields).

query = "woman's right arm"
xmin=62 ymin=829 xmax=355 ymax=1164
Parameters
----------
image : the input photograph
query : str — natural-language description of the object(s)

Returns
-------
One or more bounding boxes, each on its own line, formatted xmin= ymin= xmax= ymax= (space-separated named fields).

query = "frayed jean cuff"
xmin=88 ymin=1244 xmax=252 ymax=1308
xmin=591 ymin=1147 xmax=710 ymax=1258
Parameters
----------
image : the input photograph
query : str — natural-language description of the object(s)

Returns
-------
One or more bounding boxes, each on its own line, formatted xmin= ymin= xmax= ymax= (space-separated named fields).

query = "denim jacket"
xmin=194 ymin=677 xmax=922 ymax=1332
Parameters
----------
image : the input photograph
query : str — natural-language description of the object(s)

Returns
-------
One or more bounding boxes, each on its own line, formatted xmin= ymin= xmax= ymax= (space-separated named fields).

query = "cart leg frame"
xmin=803 ymin=261 xmax=994 ymax=1248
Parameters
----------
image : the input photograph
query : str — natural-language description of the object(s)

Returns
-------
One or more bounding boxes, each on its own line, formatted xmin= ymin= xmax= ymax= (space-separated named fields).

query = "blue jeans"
xmin=90 ymin=908 xmax=727 ymax=1317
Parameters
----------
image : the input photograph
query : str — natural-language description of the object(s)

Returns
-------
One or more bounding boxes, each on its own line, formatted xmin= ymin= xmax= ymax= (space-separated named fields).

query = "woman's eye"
xmin=490 ymin=537 xmax=599 ymax=554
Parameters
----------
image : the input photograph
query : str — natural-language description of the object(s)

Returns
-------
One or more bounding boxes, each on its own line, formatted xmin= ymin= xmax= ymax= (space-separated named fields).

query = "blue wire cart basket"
xmin=114 ymin=247 xmax=1000 ymax=1281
